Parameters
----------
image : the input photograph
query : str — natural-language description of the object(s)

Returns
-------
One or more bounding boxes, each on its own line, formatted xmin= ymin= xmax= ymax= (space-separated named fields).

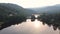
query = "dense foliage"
xmin=0 ymin=3 xmax=27 ymax=30
xmin=38 ymin=13 xmax=60 ymax=30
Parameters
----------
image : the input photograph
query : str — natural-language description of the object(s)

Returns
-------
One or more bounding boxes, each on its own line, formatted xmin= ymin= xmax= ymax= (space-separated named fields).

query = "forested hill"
xmin=33 ymin=4 xmax=60 ymax=14
xmin=24 ymin=8 xmax=37 ymax=16
xmin=0 ymin=3 xmax=27 ymax=16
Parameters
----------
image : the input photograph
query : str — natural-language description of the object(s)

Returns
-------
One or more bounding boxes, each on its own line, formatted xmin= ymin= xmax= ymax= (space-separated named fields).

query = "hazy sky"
xmin=0 ymin=0 xmax=60 ymax=8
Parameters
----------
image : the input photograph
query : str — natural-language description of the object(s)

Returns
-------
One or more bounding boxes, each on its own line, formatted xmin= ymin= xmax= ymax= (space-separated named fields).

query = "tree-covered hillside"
xmin=0 ymin=3 xmax=27 ymax=17
xmin=33 ymin=4 xmax=60 ymax=14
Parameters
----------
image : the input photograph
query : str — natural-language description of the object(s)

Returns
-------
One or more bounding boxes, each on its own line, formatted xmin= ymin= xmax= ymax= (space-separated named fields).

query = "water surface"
xmin=0 ymin=19 xmax=59 ymax=34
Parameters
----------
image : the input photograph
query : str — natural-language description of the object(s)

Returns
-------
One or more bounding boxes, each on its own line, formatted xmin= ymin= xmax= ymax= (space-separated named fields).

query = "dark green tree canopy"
xmin=0 ymin=3 xmax=27 ymax=17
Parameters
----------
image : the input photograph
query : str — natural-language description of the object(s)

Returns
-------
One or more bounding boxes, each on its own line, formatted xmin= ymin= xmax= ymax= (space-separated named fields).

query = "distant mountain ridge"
xmin=1 ymin=3 xmax=60 ymax=16
xmin=32 ymin=4 xmax=60 ymax=14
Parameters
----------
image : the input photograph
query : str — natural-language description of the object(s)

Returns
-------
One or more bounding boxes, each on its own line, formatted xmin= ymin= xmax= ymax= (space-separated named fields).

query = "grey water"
xmin=0 ymin=19 xmax=59 ymax=34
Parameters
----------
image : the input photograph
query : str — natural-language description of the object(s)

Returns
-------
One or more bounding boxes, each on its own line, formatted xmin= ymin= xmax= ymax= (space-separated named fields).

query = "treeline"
xmin=0 ymin=3 xmax=27 ymax=30
xmin=38 ymin=13 xmax=60 ymax=30
xmin=0 ymin=16 xmax=26 ymax=30
xmin=0 ymin=3 xmax=27 ymax=22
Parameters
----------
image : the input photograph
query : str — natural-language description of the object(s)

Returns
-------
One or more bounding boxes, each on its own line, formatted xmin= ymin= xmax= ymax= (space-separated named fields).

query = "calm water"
xmin=0 ymin=19 xmax=59 ymax=34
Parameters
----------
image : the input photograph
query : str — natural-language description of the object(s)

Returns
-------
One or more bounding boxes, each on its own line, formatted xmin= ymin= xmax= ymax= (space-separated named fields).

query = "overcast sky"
xmin=0 ymin=0 xmax=60 ymax=8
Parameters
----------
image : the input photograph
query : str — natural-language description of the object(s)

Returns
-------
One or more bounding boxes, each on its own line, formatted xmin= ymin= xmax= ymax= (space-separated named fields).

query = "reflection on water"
xmin=0 ymin=19 xmax=59 ymax=34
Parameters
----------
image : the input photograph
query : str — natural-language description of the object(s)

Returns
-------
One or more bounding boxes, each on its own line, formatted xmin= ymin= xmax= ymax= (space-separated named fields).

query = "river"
xmin=0 ymin=19 xmax=59 ymax=34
